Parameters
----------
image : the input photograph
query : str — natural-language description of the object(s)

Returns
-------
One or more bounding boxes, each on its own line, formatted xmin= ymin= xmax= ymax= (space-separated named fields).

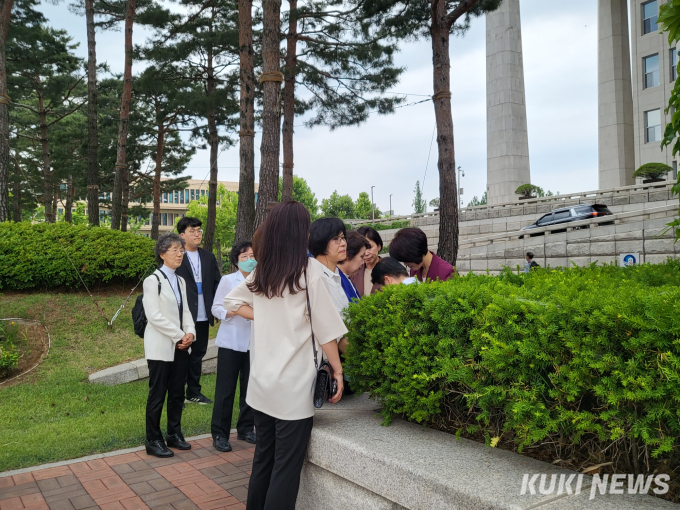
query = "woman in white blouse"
xmin=210 ymin=241 xmax=257 ymax=453
xmin=143 ymin=233 xmax=196 ymax=458
xmin=224 ymin=201 xmax=347 ymax=510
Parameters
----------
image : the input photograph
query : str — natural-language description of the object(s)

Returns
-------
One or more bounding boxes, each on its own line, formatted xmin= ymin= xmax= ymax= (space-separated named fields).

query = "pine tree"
xmin=361 ymin=0 xmax=502 ymax=264
xmin=280 ymin=0 xmax=404 ymax=200
xmin=7 ymin=22 xmax=86 ymax=223
xmin=142 ymin=0 xmax=240 ymax=250
xmin=234 ymin=0 xmax=257 ymax=244
xmin=133 ymin=67 xmax=196 ymax=239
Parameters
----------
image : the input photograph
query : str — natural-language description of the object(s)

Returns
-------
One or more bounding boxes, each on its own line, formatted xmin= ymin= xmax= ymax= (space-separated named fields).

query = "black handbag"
xmin=304 ymin=270 xmax=337 ymax=408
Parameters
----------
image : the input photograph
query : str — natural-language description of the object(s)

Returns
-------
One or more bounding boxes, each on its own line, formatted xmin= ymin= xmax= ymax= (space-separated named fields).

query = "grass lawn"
xmin=0 ymin=288 xmax=240 ymax=472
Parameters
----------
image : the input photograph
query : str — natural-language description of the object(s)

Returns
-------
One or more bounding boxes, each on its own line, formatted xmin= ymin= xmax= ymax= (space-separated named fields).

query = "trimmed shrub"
xmin=345 ymin=260 xmax=680 ymax=472
xmin=346 ymin=220 xmax=411 ymax=232
xmin=633 ymin=162 xmax=671 ymax=181
xmin=0 ymin=222 xmax=155 ymax=290
xmin=515 ymin=183 xmax=541 ymax=198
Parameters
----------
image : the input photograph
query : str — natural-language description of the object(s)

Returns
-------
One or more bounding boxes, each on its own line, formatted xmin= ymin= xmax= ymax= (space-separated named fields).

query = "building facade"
xmin=486 ymin=0 xmax=679 ymax=205
xmin=62 ymin=179 xmax=259 ymax=236
xmin=630 ymin=0 xmax=679 ymax=178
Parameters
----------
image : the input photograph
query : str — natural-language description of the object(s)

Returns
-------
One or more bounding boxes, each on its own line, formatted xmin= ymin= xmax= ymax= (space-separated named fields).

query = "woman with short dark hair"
xmin=143 ymin=233 xmax=196 ymax=458
xmin=350 ymin=226 xmax=384 ymax=297
xmin=388 ymin=227 xmax=456 ymax=282
xmin=224 ymin=202 xmax=347 ymax=510
xmin=210 ymin=241 xmax=257 ymax=453
xmin=337 ymin=231 xmax=369 ymax=301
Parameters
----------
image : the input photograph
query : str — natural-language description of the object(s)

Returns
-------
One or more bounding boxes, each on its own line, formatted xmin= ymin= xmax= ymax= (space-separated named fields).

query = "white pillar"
xmin=486 ymin=0 xmax=531 ymax=206
xmin=598 ymin=0 xmax=635 ymax=189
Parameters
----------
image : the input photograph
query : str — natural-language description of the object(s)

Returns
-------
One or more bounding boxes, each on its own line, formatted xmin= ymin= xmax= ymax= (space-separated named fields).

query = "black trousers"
xmin=246 ymin=410 xmax=313 ymax=510
xmin=211 ymin=347 xmax=254 ymax=438
xmin=186 ymin=320 xmax=210 ymax=398
xmin=146 ymin=349 xmax=189 ymax=442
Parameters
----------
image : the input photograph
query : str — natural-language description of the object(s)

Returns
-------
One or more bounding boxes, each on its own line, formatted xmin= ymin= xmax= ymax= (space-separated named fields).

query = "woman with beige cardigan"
xmin=224 ymin=201 xmax=347 ymax=510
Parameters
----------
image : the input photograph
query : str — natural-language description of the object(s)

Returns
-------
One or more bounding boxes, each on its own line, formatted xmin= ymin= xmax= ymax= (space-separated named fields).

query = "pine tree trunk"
xmin=234 ymin=0 xmax=256 ymax=243
xmin=0 ymin=0 xmax=13 ymax=222
xmin=430 ymin=1 xmax=458 ymax=265
xmin=204 ymin=30 xmax=218 ymax=253
xmin=85 ymin=0 xmax=99 ymax=226
xmin=151 ymin=126 xmax=164 ymax=240
xmin=12 ymin=156 xmax=20 ymax=221
xmin=215 ymin=239 xmax=222 ymax=273
xmin=121 ymin=167 xmax=129 ymax=231
xmin=38 ymin=95 xmax=55 ymax=223
xmin=254 ymin=0 xmax=282 ymax=228
xmin=65 ymin=173 xmax=73 ymax=223
xmin=281 ymin=0 xmax=297 ymax=202
xmin=111 ymin=0 xmax=136 ymax=230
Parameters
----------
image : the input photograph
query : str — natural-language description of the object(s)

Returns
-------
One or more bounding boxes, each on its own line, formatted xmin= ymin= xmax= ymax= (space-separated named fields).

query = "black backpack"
xmin=132 ymin=273 xmax=162 ymax=338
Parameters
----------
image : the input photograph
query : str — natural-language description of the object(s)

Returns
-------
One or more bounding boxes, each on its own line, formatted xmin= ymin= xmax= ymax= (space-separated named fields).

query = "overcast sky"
xmin=40 ymin=0 xmax=599 ymax=216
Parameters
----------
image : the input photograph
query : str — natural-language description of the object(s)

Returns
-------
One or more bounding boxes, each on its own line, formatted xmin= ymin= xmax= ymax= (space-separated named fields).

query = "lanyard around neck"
xmin=187 ymin=251 xmax=201 ymax=280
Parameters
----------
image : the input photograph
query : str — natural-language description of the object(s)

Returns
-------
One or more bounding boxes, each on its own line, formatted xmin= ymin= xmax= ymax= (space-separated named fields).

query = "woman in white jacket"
xmin=143 ymin=233 xmax=196 ymax=458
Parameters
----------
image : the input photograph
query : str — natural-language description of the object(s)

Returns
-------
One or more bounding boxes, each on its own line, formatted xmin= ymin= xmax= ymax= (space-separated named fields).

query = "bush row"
xmin=0 ymin=222 xmax=155 ymax=290
xmin=344 ymin=260 xmax=680 ymax=471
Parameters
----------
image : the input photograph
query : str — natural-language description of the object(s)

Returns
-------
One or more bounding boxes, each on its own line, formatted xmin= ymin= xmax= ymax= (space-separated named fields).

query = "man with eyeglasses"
xmin=176 ymin=217 xmax=222 ymax=405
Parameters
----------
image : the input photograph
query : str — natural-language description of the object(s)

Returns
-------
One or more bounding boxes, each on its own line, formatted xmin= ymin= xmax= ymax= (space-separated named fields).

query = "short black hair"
xmin=388 ymin=227 xmax=428 ymax=264
xmin=371 ymin=257 xmax=408 ymax=285
xmin=309 ymin=218 xmax=347 ymax=257
xmin=345 ymin=230 xmax=370 ymax=261
xmin=230 ymin=241 xmax=253 ymax=268
xmin=177 ymin=216 xmax=202 ymax=234
xmin=526 ymin=252 xmax=534 ymax=259
xmin=357 ymin=226 xmax=383 ymax=251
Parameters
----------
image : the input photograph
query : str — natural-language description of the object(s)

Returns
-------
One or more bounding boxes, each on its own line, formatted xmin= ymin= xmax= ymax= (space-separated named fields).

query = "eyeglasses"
xmin=167 ymin=248 xmax=186 ymax=255
xmin=331 ymin=235 xmax=346 ymax=244
xmin=186 ymin=228 xmax=203 ymax=235
xmin=238 ymin=254 xmax=256 ymax=261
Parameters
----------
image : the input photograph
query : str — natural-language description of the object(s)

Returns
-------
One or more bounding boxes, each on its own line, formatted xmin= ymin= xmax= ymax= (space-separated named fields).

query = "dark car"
xmin=520 ymin=204 xmax=613 ymax=234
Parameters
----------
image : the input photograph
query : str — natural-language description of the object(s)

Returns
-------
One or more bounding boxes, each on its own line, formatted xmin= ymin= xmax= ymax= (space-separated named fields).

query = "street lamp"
xmin=371 ymin=186 xmax=375 ymax=221
xmin=389 ymin=194 xmax=393 ymax=217
xmin=457 ymin=166 xmax=465 ymax=207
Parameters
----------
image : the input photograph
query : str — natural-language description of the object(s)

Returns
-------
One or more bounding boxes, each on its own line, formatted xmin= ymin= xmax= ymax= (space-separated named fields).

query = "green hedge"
xmin=345 ymin=260 xmax=680 ymax=469
xmin=0 ymin=222 xmax=155 ymax=290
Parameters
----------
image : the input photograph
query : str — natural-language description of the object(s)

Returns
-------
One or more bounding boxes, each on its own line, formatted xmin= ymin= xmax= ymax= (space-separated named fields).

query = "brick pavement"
xmin=0 ymin=435 xmax=253 ymax=510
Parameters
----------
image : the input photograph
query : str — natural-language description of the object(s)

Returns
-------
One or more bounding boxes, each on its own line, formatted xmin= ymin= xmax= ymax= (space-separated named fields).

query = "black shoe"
xmin=213 ymin=436 xmax=232 ymax=452
xmin=185 ymin=394 xmax=213 ymax=405
xmin=166 ymin=433 xmax=191 ymax=450
xmin=237 ymin=431 xmax=256 ymax=444
xmin=146 ymin=440 xmax=174 ymax=458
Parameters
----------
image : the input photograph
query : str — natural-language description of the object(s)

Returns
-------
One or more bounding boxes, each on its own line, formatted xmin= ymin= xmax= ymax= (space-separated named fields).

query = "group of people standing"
xmin=140 ymin=202 xmax=456 ymax=510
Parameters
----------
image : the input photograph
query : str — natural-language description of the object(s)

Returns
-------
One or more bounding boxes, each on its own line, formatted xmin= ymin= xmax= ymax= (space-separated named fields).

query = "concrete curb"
xmin=89 ymin=340 xmax=219 ymax=385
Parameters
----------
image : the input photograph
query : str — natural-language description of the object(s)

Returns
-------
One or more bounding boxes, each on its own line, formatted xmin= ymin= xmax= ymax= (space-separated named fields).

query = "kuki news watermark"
xmin=520 ymin=473 xmax=670 ymax=500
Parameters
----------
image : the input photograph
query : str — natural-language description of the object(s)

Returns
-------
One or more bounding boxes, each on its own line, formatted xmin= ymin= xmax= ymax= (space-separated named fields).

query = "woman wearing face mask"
xmin=210 ymin=241 xmax=257 ymax=453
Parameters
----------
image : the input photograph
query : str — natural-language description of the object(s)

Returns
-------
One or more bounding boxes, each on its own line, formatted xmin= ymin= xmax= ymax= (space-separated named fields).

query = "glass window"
xmin=174 ymin=191 xmax=178 ymax=203
xmin=191 ymin=189 xmax=195 ymax=201
xmin=645 ymin=109 xmax=662 ymax=143
xmin=162 ymin=213 xmax=167 ymax=226
xmin=643 ymin=1 xmax=658 ymax=35
xmin=673 ymin=161 xmax=678 ymax=180
xmin=671 ymin=48 xmax=677 ymax=82
xmin=201 ymin=189 xmax=205 ymax=197
xmin=554 ymin=211 xmax=570 ymax=221
xmin=163 ymin=193 xmax=168 ymax=203
xmin=537 ymin=214 xmax=552 ymax=225
xmin=58 ymin=208 xmax=63 ymax=214
xmin=644 ymin=54 xmax=659 ymax=88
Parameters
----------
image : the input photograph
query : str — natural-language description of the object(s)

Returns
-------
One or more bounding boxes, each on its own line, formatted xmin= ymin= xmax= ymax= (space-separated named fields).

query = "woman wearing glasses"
xmin=210 ymin=241 xmax=257 ymax=453
xmin=223 ymin=202 xmax=346 ymax=510
xmin=143 ymin=233 xmax=196 ymax=458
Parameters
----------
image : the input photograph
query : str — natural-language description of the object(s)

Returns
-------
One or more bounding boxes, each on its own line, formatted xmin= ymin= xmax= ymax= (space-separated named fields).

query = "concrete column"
xmin=486 ymin=0 xmax=531 ymax=206
xmin=598 ymin=0 xmax=635 ymax=189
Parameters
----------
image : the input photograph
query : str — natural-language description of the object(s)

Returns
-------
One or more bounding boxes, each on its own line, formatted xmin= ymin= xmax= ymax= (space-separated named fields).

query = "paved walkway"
xmin=0 ymin=434 xmax=253 ymax=510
